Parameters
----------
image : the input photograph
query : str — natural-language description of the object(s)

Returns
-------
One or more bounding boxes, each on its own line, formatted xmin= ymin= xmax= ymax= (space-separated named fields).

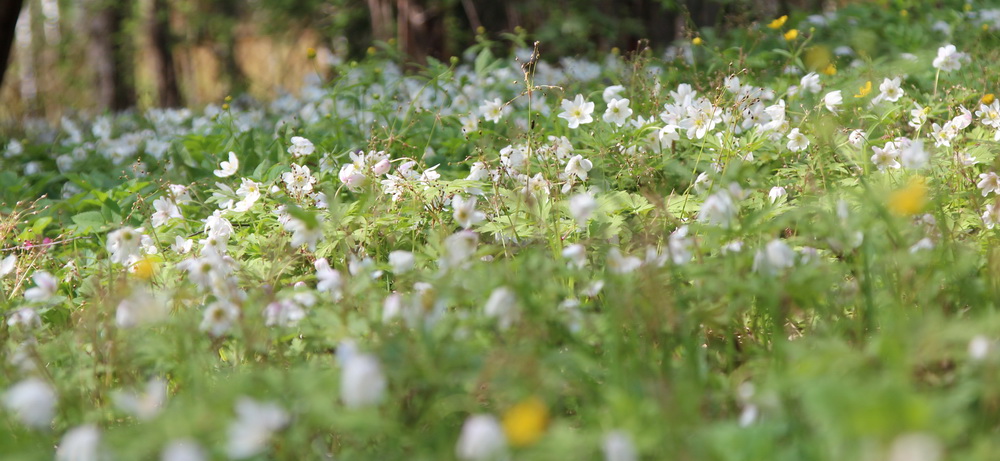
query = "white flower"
xmin=226 ymin=398 xmax=289 ymax=459
xmin=887 ymin=433 xmax=942 ymax=461
xmin=7 ymin=307 xmax=41 ymax=330
xmin=107 ymin=227 xmax=142 ymax=264
xmin=263 ymin=299 xmax=307 ymax=327
xmin=565 ymin=155 xmax=594 ymax=181
xmin=668 ymin=226 xmax=693 ymax=265
xmin=484 ymin=287 xmax=518 ymax=329
xmin=969 ymin=335 xmax=992 ymax=361
xmin=452 ymin=195 xmax=486 ymax=229
xmin=3 ymin=378 xmax=57 ymax=428
xmin=753 ymin=239 xmax=796 ymax=275
xmin=768 ymin=186 xmax=787 ymax=203
xmin=603 ymin=98 xmax=632 ymax=126
xmin=116 ymin=286 xmax=169 ymax=328
xmin=698 ymin=190 xmax=737 ymax=227
xmin=112 ymin=378 xmax=168 ymax=421
xmin=287 ymin=136 xmax=315 ymax=158
xmin=456 ymin=414 xmax=507 ymax=461
xmin=983 ymin=201 xmax=1000 ymax=229
xmin=214 ymin=151 xmax=239 ymax=177
xmin=0 ymin=254 xmax=15 ymax=278
xmin=848 ymin=129 xmax=867 ymax=148
xmin=977 ymin=101 xmax=1000 ymax=128
xmin=799 ymin=72 xmax=822 ymax=93
xmin=558 ymin=94 xmax=595 ymax=129
xmin=441 ymin=231 xmax=479 ymax=269
xmin=900 ymin=139 xmax=928 ymax=169
xmin=388 ymin=250 xmax=415 ymax=274
xmin=979 ymin=172 xmax=1000 ymax=196
xmin=877 ymin=77 xmax=904 ymax=103
xmin=607 ymin=248 xmax=642 ymax=274
xmin=151 ymin=197 xmax=182 ymax=228
xmin=341 ymin=353 xmax=386 ymax=408
xmin=233 ymin=178 xmax=262 ymax=212
xmin=786 ymin=128 xmax=810 ymax=152
xmin=283 ymin=163 xmax=318 ymax=198
xmin=284 ymin=215 xmax=324 ymax=251
xmin=562 ymin=243 xmax=587 ymax=268
xmin=932 ymin=44 xmax=966 ymax=72
xmin=172 ymin=236 xmax=193 ymax=254
xmin=479 ymin=98 xmax=506 ymax=123
xmin=56 ymin=425 xmax=101 ymax=461
xmin=460 ymin=114 xmax=479 ymax=134
xmin=162 ymin=439 xmax=207 ymax=461
xmin=823 ymin=90 xmax=842 ymax=113
xmin=314 ymin=258 xmax=343 ymax=299
xmin=602 ymin=85 xmax=625 ymax=103
xmin=602 ymin=431 xmax=637 ymax=461
xmin=200 ymin=301 xmax=239 ymax=337
xmin=569 ymin=193 xmax=598 ymax=227
xmin=870 ymin=144 xmax=901 ymax=171
xmin=909 ymin=103 xmax=929 ymax=128
xmin=24 ymin=271 xmax=58 ymax=302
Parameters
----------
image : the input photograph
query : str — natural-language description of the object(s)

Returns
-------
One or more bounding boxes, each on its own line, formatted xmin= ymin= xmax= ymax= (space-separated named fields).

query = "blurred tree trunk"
xmin=0 ymin=0 xmax=23 ymax=90
xmin=150 ymin=0 xmax=181 ymax=107
xmin=86 ymin=0 xmax=135 ymax=111
xmin=214 ymin=0 xmax=246 ymax=96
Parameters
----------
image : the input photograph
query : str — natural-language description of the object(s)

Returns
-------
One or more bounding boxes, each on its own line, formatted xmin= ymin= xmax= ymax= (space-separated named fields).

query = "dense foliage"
xmin=5 ymin=3 xmax=1000 ymax=460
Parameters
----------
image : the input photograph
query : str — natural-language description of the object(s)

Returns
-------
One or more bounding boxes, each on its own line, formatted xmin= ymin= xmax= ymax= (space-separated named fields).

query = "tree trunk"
xmin=0 ymin=0 xmax=23 ymax=91
xmin=150 ymin=0 xmax=181 ymax=107
xmin=86 ymin=0 xmax=134 ymax=111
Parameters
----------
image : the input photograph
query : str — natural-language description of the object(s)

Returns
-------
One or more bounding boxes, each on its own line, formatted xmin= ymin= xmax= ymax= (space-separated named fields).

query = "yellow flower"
xmin=132 ymin=257 xmax=158 ymax=280
xmin=822 ymin=63 xmax=837 ymax=76
xmin=983 ymin=93 xmax=995 ymax=105
xmin=692 ymin=37 xmax=703 ymax=46
xmin=887 ymin=177 xmax=928 ymax=216
xmin=784 ymin=29 xmax=799 ymax=41
xmin=768 ymin=15 xmax=788 ymax=29
xmin=306 ymin=47 xmax=317 ymax=59
xmin=854 ymin=80 xmax=872 ymax=98
xmin=501 ymin=397 xmax=549 ymax=447
xmin=900 ymin=9 xmax=908 ymax=17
